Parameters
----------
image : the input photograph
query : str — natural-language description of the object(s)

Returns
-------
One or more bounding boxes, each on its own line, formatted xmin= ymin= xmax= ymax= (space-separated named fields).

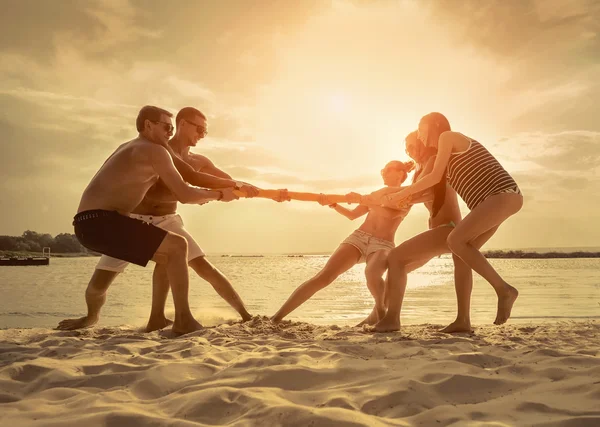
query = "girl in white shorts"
xmin=272 ymin=160 xmax=430 ymax=324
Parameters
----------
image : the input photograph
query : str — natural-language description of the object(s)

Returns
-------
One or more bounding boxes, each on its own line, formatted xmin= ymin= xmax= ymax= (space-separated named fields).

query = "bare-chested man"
xmin=60 ymin=107 xmax=266 ymax=332
xmin=72 ymin=105 xmax=238 ymax=336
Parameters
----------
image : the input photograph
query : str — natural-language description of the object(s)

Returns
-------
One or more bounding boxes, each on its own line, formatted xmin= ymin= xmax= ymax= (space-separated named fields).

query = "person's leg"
xmin=356 ymin=277 xmax=387 ymax=327
xmin=446 ymin=193 xmax=523 ymax=324
xmin=363 ymin=250 xmax=390 ymax=324
xmin=145 ymin=263 xmax=174 ymax=332
xmin=152 ymin=232 xmax=201 ymax=335
xmin=373 ymin=227 xmax=453 ymax=332
xmin=271 ymin=244 xmax=361 ymax=322
xmin=189 ymin=256 xmax=252 ymax=321
xmin=440 ymin=225 xmax=498 ymax=333
xmin=439 ymin=254 xmax=473 ymax=333
xmin=57 ymin=269 xmax=119 ymax=330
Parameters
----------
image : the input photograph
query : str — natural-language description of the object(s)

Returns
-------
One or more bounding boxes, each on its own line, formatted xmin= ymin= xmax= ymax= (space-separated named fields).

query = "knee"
xmin=364 ymin=266 xmax=384 ymax=284
xmin=166 ymin=233 xmax=188 ymax=255
xmin=87 ymin=270 xmax=115 ymax=294
xmin=446 ymin=231 xmax=465 ymax=253
xmin=387 ymin=248 xmax=406 ymax=263
xmin=387 ymin=250 xmax=410 ymax=271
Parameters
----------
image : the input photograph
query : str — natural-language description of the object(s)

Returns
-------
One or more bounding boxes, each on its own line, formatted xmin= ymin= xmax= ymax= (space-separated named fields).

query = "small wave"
xmin=1 ymin=311 xmax=79 ymax=318
xmin=511 ymin=315 xmax=600 ymax=319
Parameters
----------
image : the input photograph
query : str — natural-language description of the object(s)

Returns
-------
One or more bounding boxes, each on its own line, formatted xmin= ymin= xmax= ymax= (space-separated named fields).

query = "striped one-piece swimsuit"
xmin=446 ymin=136 xmax=521 ymax=210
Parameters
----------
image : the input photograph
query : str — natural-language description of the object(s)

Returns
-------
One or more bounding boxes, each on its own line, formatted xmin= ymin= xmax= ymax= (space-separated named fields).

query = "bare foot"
xmin=56 ymin=316 xmax=98 ymax=330
xmin=372 ymin=316 xmax=400 ymax=333
xmin=355 ymin=314 xmax=376 ymax=327
xmin=355 ymin=308 xmax=381 ymax=327
xmin=270 ymin=315 xmax=282 ymax=324
xmin=240 ymin=311 xmax=253 ymax=322
xmin=171 ymin=318 xmax=203 ymax=336
xmin=440 ymin=319 xmax=473 ymax=333
xmin=494 ymin=285 xmax=519 ymax=325
xmin=145 ymin=316 xmax=173 ymax=333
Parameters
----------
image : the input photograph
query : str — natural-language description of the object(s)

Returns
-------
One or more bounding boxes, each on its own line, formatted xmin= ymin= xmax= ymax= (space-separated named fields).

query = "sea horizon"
xmin=205 ymin=246 xmax=600 ymax=257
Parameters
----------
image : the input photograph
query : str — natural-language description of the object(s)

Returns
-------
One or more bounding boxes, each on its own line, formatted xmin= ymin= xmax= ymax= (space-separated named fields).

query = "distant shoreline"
xmin=0 ymin=250 xmax=98 ymax=258
xmin=483 ymin=250 xmax=600 ymax=259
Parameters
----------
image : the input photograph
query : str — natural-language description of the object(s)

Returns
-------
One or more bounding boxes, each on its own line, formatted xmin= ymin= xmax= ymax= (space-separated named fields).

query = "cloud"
xmin=166 ymin=77 xmax=216 ymax=103
xmin=429 ymin=0 xmax=600 ymax=59
xmin=78 ymin=0 xmax=163 ymax=51
xmin=426 ymin=0 xmax=600 ymax=133
xmin=505 ymin=131 xmax=600 ymax=171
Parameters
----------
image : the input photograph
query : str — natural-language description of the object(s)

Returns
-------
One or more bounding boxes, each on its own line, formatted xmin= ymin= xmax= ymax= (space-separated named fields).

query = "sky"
xmin=1 ymin=0 xmax=599 ymax=254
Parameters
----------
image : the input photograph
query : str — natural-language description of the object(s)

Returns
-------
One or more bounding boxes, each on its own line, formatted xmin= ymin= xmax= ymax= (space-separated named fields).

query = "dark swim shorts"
xmin=73 ymin=210 xmax=167 ymax=267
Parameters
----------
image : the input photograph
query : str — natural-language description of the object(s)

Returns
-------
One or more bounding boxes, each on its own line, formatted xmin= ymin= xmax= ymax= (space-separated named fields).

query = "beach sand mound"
xmin=1 ymin=319 xmax=599 ymax=426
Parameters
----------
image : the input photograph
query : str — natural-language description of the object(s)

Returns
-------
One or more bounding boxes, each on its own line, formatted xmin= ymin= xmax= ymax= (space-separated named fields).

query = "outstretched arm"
xmin=150 ymin=145 xmax=234 ymax=204
xmin=408 ymin=189 xmax=434 ymax=204
xmin=349 ymin=186 xmax=408 ymax=209
xmin=329 ymin=204 xmax=370 ymax=220
xmin=187 ymin=152 xmax=233 ymax=179
xmin=184 ymin=151 xmax=259 ymax=196
xmin=169 ymin=151 xmax=238 ymax=189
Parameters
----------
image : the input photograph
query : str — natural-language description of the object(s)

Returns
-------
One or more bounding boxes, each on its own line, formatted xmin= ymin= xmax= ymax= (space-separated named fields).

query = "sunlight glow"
xmin=326 ymin=93 xmax=349 ymax=115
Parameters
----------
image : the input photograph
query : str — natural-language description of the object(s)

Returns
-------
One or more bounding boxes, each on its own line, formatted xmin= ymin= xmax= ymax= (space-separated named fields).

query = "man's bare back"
xmin=78 ymin=137 xmax=163 ymax=214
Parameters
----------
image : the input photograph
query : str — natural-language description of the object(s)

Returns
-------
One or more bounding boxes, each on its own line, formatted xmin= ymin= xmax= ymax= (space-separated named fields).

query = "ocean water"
xmin=0 ymin=256 xmax=598 ymax=329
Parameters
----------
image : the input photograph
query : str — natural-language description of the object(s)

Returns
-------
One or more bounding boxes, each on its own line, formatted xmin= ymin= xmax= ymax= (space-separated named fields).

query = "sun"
xmin=326 ymin=93 xmax=349 ymax=115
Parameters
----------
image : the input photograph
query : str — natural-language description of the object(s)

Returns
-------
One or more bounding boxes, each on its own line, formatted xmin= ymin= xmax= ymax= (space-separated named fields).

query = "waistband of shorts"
xmin=129 ymin=213 xmax=178 ymax=222
xmin=353 ymin=229 xmax=393 ymax=244
xmin=73 ymin=210 xmax=117 ymax=224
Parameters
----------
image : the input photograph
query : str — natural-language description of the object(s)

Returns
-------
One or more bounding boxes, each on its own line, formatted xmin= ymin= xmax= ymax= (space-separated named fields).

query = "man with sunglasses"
xmin=69 ymin=105 xmax=240 ymax=336
xmin=60 ymin=106 xmax=272 ymax=333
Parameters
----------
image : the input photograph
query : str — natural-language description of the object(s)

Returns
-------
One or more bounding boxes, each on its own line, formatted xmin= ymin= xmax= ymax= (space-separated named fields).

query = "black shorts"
xmin=73 ymin=210 xmax=167 ymax=267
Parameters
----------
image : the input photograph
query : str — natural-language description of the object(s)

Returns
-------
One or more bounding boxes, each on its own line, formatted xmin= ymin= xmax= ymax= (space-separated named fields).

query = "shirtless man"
xmin=59 ymin=107 xmax=270 ymax=332
xmin=72 ymin=105 xmax=238 ymax=336
xmin=271 ymin=160 xmax=432 ymax=324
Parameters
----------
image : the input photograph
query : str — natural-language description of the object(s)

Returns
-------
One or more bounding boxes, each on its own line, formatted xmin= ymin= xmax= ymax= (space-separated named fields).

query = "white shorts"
xmin=95 ymin=213 xmax=204 ymax=273
xmin=342 ymin=230 xmax=395 ymax=264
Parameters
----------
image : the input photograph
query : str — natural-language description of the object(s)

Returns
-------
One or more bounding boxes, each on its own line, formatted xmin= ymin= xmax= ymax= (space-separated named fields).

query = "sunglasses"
xmin=185 ymin=119 xmax=208 ymax=137
xmin=152 ymin=121 xmax=174 ymax=133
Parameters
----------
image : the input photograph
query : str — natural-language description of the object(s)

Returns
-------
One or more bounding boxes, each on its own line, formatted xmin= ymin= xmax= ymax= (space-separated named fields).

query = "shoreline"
xmin=0 ymin=250 xmax=98 ymax=258
xmin=2 ymin=250 xmax=600 ymax=259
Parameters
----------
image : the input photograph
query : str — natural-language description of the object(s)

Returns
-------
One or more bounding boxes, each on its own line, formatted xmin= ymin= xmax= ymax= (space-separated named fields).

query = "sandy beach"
xmin=1 ymin=319 xmax=598 ymax=426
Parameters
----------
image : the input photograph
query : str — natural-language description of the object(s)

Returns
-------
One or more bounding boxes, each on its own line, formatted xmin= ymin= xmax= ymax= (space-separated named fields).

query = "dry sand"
xmin=1 ymin=319 xmax=599 ymax=426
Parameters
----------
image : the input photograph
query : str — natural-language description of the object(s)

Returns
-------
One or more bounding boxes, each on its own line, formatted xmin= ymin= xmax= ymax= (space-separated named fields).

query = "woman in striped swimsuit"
xmin=375 ymin=112 xmax=522 ymax=331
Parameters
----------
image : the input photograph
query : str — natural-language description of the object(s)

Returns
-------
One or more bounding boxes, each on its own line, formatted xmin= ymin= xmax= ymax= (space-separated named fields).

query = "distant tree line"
xmin=0 ymin=230 xmax=89 ymax=254
xmin=484 ymin=250 xmax=600 ymax=259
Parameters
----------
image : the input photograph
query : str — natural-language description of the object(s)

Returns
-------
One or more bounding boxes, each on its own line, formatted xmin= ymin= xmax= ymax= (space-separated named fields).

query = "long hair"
xmin=418 ymin=113 xmax=452 ymax=218
xmin=419 ymin=112 xmax=451 ymax=147
xmin=406 ymin=129 xmax=446 ymax=218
